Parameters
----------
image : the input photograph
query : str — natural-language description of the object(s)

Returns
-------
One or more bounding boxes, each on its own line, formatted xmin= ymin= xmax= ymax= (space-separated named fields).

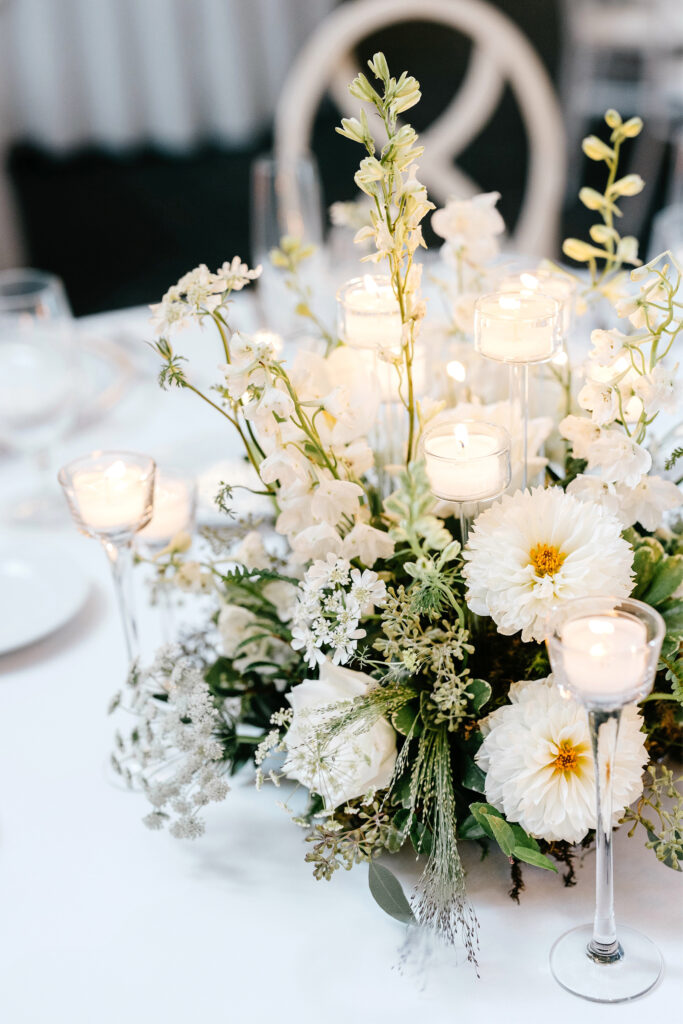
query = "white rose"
xmin=218 ymin=604 xmax=259 ymax=659
xmin=283 ymin=660 xmax=397 ymax=809
xmin=262 ymin=580 xmax=299 ymax=622
xmin=232 ymin=530 xmax=270 ymax=570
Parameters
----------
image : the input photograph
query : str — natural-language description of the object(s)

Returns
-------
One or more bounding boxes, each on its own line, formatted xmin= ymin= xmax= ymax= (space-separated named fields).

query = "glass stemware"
xmin=59 ymin=451 xmax=156 ymax=663
xmin=0 ymin=269 xmax=77 ymax=525
xmin=545 ymin=596 xmax=666 ymax=1002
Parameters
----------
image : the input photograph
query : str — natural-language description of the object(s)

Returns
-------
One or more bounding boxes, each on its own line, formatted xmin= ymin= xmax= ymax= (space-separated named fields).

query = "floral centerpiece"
xmin=112 ymin=55 xmax=683 ymax=967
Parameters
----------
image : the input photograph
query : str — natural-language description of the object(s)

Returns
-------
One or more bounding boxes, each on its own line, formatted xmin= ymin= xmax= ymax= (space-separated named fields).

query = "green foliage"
xmin=468 ymin=803 xmax=558 ymax=873
xmin=385 ymin=462 xmax=453 ymax=555
xmin=304 ymin=799 xmax=403 ymax=880
xmin=665 ymin=446 xmax=683 ymax=472
xmin=621 ymin=765 xmax=683 ymax=870
xmin=368 ymin=861 xmax=416 ymax=924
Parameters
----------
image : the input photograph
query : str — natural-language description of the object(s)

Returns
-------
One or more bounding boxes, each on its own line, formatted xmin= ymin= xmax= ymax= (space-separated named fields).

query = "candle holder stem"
xmin=587 ymin=706 xmax=622 ymax=962
xmin=458 ymin=504 xmax=471 ymax=547
xmin=102 ymin=537 xmax=139 ymax=663
xmin=509 ymin=363 xmax=530 ymax=490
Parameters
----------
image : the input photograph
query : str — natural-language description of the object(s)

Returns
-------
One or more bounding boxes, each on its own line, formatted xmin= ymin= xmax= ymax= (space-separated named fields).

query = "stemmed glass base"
xmin=550 ymin=924 xmax=663 ymax=1002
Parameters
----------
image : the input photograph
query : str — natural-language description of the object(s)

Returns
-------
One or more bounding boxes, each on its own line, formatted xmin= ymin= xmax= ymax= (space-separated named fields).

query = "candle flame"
xmin=363 ymin=274 xmax=380 ymax=295
xmin=454 ymin=423 xmax=469 ymax=449
xmin=520 ymin=273 xmax=539 ymax=290
xmin=499 ymin=295 xmax=520 ymax=311
xmin=589 ymin=643 xmax=608 ymax=658
xmin=106 ymin=460 xmax=128 ymax=480
xmin=552 ymin=349 xmax=568 ymax=366
xmin=447 ymin=360 xmax=466 ymax=382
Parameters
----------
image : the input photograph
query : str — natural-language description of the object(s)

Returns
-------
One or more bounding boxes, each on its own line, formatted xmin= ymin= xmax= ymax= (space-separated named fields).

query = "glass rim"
xmin=545 ymin=595 xmax=665 ymax=650
xmin=335 ymin=274 xmax=395 ymax=306
xmin=502 ymin=269 xmax=579 ymax=297
xmin=422 ymin=418 xmax=511 ymax=462
xmin=58 ymin=450 xmax=156 ymax=487
xmin=474 ymin=289 xmax=561 ymax=322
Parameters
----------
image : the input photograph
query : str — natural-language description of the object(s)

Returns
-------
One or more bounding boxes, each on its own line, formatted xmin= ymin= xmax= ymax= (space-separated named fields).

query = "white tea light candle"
xmin=72 ymin=458 xmax=152 ymax=532
xmin=560 ymin=614 xmax=648 ymax=698
xmin=337 ymin=274 xmax=402 ymax=351
xmin=139 ymin=472 xmax=195 ymax=545
xmin=423 ymin=420 xmax=510 ymax=502
xmin=502 ymin=270 xmax=577 ymax=338
xmin=474 ymin=291 xmax=560 ymax=363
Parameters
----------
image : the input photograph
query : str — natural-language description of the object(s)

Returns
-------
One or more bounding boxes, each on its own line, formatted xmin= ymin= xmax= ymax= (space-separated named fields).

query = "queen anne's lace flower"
xmin=463 ymin=487 xmax=634 ymax=642
xmin=476 ymin=677 xmax=648 ymax=843
xmin=283 ymin=660 xmax=397 ymax=809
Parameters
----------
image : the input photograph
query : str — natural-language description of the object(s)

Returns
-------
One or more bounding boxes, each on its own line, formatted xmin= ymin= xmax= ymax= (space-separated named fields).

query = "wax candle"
xmin=72 ymin=458 xmax=152 ymax=532
xmin=474 ymin=291 xmax=560 ymax=363
xmin=423 ymin=421 xmax=510 ymax=502
xmin=501 ymin=270 xmax=576 ymax=338
xmin=139 ymin=472 xmax=195 ymax=545
xmin=337 ymin=275 xmax=403 ymax=351
xmin=560 ymin=614 xmax=648 ymax=699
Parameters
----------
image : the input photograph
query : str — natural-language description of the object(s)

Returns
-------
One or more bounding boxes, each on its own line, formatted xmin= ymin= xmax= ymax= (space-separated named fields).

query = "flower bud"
xmin=582 ymin=135 xmax=615 ymax=161
xmin=563 ymin=238 xmax=607 ymax=263
xmin=620 ymin=116 xmax=643 ymax=138
xmin=579 ymin=187 xmax=605 ymax=210
xmin=368 ymin=52 xmax=389 ymax=83
xmin=610 ymin=174 xmax=645 ymax=197
xmin=617 ymin=236 xmax=640 ymax=265
xmin=336 ymin=117 xmax=365 ymax=144
xmin=604 ymin=109 xmax=622 ymax=128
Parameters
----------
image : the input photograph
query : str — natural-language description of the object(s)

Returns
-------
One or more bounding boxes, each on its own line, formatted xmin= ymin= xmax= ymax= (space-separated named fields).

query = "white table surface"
xmin=0 ymin=303 xmax=682 ymax=1024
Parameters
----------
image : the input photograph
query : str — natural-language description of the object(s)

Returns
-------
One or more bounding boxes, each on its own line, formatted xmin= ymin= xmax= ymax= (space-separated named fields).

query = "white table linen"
xmin=0 ymin=303 xmax=682 ymax=1023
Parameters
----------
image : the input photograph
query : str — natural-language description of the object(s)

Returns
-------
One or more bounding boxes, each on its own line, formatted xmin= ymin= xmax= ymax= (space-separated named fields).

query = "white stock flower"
xmin=566 ymin=475 xmax=621 ymax=518
xmin=632 ymin=364 xmax=678 ymax=417
xmin=276 ymin=481 xmax=316 ymax=537
xmin=584 ymin=429 xmax=651 ymax=487
xmin=617 ymin=474 xmax=683 ymax=530
xmin=259 ymin=446 xmax=311 ymax=487
xmin=283 ymin=660 xmax=397 ymax=809
xmin=215 ymin=256 xmax=262 ymax=291
xmin=559 ymin=415 xmax=601 ymax=459
xmin=463 ymin=487 xmax=634 ymax=643
xmin=476 ymin=677 xmax=648 ymax=844
xmin=589 ymin=328 xmax=631 ymax=367
xmin=334 ymin=438 xmax=374 ymax=477
xmin=342 ymin=523 xmax=395 ymax=567
xmin=310 ymin=478 xmax=364 ymax=526
xmin=432 ymin=191 xmax=505 ymax=266
xmin=245 ymin=384 xmax=295 ymax=435
xmin=290 ymin=523 xmax=344 ymax=564
xmin=577 ymin=379 xmax=620 ymax=426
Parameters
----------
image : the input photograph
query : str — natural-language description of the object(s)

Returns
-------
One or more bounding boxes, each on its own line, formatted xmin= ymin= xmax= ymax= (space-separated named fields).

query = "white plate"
xmin=0 ymin=537 xmax=90 ymax=655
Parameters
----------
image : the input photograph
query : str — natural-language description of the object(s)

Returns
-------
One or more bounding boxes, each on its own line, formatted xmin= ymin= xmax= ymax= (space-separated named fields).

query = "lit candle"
xmin=71 ymin=457 xmax=153 ymax=532
xmin=423 ymin=420 xmax=510 ymax=502
xmin=502 ymin=270 xmax=576 ymax=338
xmin=337 ymin=274 xmax=403 ymax=351
xmin=474 ymin=291 xmax=560 ymax=363
xmin=560 ymin=615 xmax=648 ymax=699
xmin=139 ymin=472 xmax=195 ymax=545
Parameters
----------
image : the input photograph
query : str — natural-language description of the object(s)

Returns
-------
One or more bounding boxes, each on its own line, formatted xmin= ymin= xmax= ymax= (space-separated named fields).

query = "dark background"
xmin=6 ymin=0 xmax=672 ymax=315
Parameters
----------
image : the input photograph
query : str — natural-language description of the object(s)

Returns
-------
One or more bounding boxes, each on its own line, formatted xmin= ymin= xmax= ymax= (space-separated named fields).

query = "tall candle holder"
xmin=59 ymin=451 xmax=156 ymax=662
xmin=137 ymin=467 xmax=197 ymax=642
xmin=422 ymin=418 xmax=511 ymax=545
xmin=474 ymin=291 xmax=561 ymax=490
xmin=546 ymin=596 xmax=665 ymax=1003
xmin=500 ymin=268 xmax=577 ymax=342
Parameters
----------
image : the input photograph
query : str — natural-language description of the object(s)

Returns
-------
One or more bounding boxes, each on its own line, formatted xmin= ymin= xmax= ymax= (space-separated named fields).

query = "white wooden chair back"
xmin=274 ymin=0 xmax=566 ymax=257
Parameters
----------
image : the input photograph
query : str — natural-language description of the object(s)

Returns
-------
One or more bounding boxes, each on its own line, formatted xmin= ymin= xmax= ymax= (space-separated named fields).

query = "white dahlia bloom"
xmin=463 ymin=487 xmax=634 ymax=642
xmin=475 ymin=677 xmax=648 ymax=844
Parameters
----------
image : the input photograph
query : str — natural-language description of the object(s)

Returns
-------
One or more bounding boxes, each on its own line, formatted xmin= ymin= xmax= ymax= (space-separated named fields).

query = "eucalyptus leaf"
xmin=512 ymin=845 xmax=558 ymax=872
xmin=368 ymin=861 xmax=415 ymax=924
xmin=467 ymin=678 xmax=492 ymax=714
xmin=462 ymin=757 xmax=487 ymax=794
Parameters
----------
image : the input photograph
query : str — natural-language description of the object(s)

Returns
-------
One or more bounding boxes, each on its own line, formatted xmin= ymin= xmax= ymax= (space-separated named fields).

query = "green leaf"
xmin=458 ymin=813 xmax=488 ymax=841
xmin=643 ymin=555 xmax=683 ymax=607
xmin=368 ymin=861 xmax=415 ymax=924
xmin=391 ymin=702 xmax=422 ymax=737
xmin=512 ymin=845 xmax=558 ymax=872
xmin=467 ymin=678 xmax=492 ymax=714
xmin=410 ymin=820 xmax=433 ymax=856
xmin=462 ymin=757 xmax=486 ymax=794
xmin=485 ymin=813 xmax=517 ymax=857
xmin=663 ymin=602 xmax=683 ymax=638
xmin=631 ymin=543 xmax=662 ymax=599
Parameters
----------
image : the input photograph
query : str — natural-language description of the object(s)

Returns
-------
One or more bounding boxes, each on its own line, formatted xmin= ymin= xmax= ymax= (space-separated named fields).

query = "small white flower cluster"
xmin=290 ymin=555 xmax=387 ymax=668
xmin=561 ymin=259 xmax=682 ymax=529
xmin=150 ymin=259 xmax=262 ymax=336
xmin=112 ymin=650 xmax=230 ymax=839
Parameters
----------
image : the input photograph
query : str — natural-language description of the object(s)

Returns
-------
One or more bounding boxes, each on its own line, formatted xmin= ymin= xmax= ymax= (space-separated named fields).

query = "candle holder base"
xmin=549 ymin=924 xmax=662 ymax=1003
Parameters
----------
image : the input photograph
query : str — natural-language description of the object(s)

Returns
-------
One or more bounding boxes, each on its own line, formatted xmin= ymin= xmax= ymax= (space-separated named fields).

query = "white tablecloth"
xmin=0 ymin=304 xmax=682 ymax=1023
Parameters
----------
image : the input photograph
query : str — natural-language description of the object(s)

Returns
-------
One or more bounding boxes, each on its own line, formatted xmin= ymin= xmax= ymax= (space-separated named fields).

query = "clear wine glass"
xmin=250 ymin=152 xmax=326 ymax=333
xmin=59 ymin=451 xmax=156 ymax=663
xmin=0 ymin=268 xmax=77 ymax=525
xmin=545 ymin=596 xmax=665 ymax=1002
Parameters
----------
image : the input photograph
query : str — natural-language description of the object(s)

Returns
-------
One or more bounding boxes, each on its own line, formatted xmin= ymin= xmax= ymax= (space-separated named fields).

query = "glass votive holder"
xmin=137 ymin=468 xmax=197 ymax=552
xmin=59 ymin=450 xmax=155 ymax=541
xmin=422 ymin=418 xmax=511 ymax=504
xmin=336 ymin=274 xmax=403 ymax=353
xmin=501 ymin=269 xmax=577 ymax=340
xmin=474 ymin=290 xmax=562 ymax=364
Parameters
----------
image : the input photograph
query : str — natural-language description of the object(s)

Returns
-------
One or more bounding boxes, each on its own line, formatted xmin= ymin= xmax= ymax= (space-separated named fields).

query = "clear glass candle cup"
xmin=422 ymin=419 xmax=511 ymax=504
xmin=545 ymin=596 xmax=666 ymax=1004
xmin=500 ymin=269 xmax=577 ymax=341
xmin=474 ymin=290 xmax=562 ymax=364
xmin=59 ymin=451 xmax=156 ymax=662
xmin=336 ymin=274 xmax=403 ymax=354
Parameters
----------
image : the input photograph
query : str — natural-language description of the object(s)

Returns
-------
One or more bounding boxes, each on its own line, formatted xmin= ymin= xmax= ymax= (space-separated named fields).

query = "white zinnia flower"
xmin=475 ymin=677 xmax=648 ymax=844
xmin=283 ymin=661 xmax=397 ymax=809
xmin=463 ymin=487 xmax=634 ymax=643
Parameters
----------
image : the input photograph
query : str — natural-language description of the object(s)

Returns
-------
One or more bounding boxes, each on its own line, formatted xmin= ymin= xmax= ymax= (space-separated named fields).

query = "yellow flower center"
xmin=529 ymin=542 xmax=566 ymax=578
xmin=551 ymin=741 xmax=580 ymax=775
